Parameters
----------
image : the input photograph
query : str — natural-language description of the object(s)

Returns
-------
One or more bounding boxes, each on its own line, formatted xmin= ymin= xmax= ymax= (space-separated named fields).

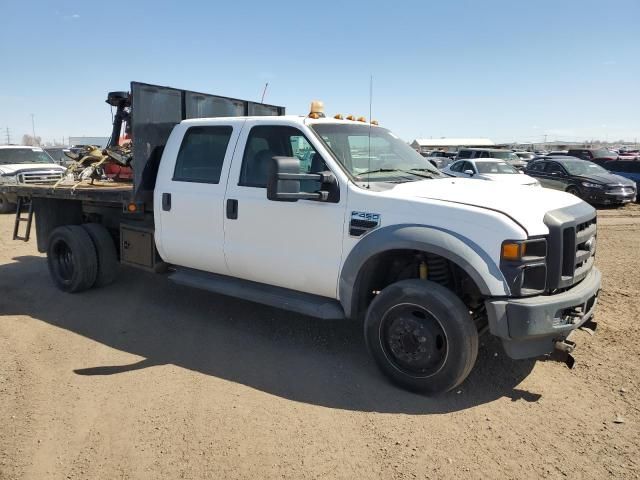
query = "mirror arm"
xmin=274 ymin=191 xmax=328 ymax=201
xmin=276 ymin=172 xmax=333 ymax=182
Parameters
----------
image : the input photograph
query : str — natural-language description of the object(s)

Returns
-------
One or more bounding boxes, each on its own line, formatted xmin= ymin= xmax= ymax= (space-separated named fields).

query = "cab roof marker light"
xmin=334 ymin=114 xmax=344 ymax=120
xmin=346 ymin=115 xmax=356 ymax=121
xmin=357 ymin=116 xmax=367 ymax=122
xmin=309 ymin=100 xmax=325 ymax=119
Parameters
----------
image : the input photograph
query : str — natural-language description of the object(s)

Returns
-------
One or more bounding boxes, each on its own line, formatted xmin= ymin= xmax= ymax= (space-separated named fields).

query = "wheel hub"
xmin=383 ymin=305 xmax=447 ymax=375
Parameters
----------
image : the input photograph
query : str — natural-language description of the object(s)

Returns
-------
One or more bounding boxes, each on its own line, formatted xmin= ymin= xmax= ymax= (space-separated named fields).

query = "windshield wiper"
xmin=357 ymin=168 xmax=403 ymax=176
xmin=406 ymin=168 xmax=440 ymax=178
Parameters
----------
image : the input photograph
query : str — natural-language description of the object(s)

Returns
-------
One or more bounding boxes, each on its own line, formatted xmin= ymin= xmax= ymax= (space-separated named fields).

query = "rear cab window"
xmin=173 ymin=126 xmax=233 ymax=183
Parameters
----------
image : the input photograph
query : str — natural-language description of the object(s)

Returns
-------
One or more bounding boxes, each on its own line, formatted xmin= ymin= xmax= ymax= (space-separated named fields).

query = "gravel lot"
xmin=1 ymin=204 xmax=639 ymax=479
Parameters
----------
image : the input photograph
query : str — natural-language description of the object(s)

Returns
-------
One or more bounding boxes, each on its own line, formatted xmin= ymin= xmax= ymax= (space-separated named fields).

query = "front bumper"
xmin=485 ymin=267 xmax=601 ymax=359
xmin=585 ymin=188 xmax=636 ymax=205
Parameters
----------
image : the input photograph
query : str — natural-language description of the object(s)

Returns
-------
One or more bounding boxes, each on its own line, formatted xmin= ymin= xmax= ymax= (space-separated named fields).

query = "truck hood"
xmin=576 ymin=173 xmax=636 ymax=186
xmin=384 ymin=177 xmax=584 ymax=236
xmin=479 ymin=173 xmax=539 ymax=185
xmin=0 ymin=163 xmax=65 ymax=175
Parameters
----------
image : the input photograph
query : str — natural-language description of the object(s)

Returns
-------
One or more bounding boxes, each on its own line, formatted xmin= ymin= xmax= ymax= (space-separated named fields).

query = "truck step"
xmin=12 ymin=197 xmax=34 ymax=242
xmin=169 ymin=268 xmax=345 ymax=320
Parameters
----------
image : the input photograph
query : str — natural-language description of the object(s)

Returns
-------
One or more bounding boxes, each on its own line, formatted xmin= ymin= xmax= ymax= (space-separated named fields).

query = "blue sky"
xmin=1 ymin=0 xmax=639 ymax=145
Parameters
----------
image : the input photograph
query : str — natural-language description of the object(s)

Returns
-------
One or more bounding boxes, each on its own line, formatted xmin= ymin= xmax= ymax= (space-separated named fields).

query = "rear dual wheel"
xmin=46 ymin=224 xmax=118 ymax=293
xmin=364 ymin=280 xmax=478 ymax=394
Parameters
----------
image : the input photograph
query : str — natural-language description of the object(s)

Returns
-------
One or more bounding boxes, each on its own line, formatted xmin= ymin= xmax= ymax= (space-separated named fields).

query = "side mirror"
xmin=267 ymin=156 xmax=338 ymax=202
xmin=464 ymin=169 xmax=475 ymax=176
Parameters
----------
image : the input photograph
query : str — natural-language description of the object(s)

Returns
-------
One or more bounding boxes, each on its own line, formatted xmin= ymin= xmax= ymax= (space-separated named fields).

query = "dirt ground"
xmin=1 ymin=204 xmax=639 ymax=480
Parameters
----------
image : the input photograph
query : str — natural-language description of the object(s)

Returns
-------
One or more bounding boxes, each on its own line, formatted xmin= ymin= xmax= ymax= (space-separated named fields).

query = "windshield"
xmin=592 ymin=148 xmax=615 ymax=158
xmin=311 ymin=124 xmax=443 ymax=182
xmin=475 ymin=161 xmax=518 ymax=174
xmin=0 ymin=148 xmax=55 ymax=165
xmin=490 ymin=151 xmax=520 ymax=161
xmin=562 ymin=159 xmax=609 ymax=176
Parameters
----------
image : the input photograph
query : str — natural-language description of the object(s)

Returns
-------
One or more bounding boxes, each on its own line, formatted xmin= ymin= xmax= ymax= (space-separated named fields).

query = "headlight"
xmin=500 ymin=238 xmax=548 ymax=296
xmin=582 ymin=182 xmax=603 ymax=189
xmin=0 ymin=174 xmax=18 ymax=184
xmin=501 ymin=238 xmax=547 ymax=261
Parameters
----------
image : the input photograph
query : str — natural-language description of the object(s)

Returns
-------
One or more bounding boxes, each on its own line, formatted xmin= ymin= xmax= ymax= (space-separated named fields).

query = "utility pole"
xmin=4 ymin=127 xmax=10 ymax=145
xmin=31 ymin=114 xmax=38 ymax=145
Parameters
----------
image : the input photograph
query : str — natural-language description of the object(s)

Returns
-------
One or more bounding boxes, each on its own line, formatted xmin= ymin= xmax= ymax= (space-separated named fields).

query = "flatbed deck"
xmin=3 ymin=181 xmax=133 ymax=204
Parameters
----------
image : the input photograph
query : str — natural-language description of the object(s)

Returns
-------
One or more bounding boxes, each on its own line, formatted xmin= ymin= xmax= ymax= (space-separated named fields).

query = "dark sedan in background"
xmin=525 ymin=156 xmax=636 ymax=205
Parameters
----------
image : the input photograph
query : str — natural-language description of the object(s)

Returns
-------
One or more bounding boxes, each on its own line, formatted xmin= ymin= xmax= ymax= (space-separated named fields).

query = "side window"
xmin=529 ymin=161 xmax=545 ymax=172
xmin=450 ymin=161 xmax=463 ymax=172
xmin=457 ymin=150 xmax=471 ymax=159
xmin=173 ymin=126 xmax=233 ymax=183
xmin=478 ymin=151 xmax=490 ymax=158
xmin=239 ymin=125 xmax=322 ymax=188
xmin=546 ymin=162 xmax=565 ymax=175
xmin=463 ymin=161 xmax=475 ymax=172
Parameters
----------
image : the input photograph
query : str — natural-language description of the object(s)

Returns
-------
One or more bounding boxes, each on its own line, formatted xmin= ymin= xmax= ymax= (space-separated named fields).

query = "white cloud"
xmin=71 ymin=14 xmax=80 ymax=19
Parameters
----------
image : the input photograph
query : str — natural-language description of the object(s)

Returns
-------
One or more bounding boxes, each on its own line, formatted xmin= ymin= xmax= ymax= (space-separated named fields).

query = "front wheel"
xmin=364 ymin=279 xmax=478 ymax=394
xmin=566 ymin=185 xmax=582 ymax=198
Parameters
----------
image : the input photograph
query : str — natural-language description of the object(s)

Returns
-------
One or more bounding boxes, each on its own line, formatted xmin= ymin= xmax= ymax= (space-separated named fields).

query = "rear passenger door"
xmin=543 ymin=161 xmax=569 ymax=190
xmin=155 ymin=122 xmax=243 ymax=274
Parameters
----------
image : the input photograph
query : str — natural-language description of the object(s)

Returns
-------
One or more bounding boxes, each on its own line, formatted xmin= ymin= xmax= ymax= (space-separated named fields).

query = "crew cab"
xmin=1 ymin=82 xmax=601 ymax=394
xmin=0 ymin=146 xmax=65 ymax=213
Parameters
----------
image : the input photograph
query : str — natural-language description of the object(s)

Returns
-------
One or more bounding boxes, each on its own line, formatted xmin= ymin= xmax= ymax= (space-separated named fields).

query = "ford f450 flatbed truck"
xmin=1 ymin=82 xmax=601 ymax=394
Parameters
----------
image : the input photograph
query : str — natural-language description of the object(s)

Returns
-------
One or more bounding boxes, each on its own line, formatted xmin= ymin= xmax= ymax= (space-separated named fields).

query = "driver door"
xmin=223 ymin=121 xmax=347 ymax=298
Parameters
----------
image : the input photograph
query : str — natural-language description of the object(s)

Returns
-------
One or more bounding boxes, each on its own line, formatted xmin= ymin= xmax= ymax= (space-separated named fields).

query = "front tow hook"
xmin=551 ymin=339 xmax=576 ymax=369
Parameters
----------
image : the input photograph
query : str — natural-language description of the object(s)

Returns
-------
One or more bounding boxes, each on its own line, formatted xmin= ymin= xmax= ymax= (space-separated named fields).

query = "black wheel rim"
xmin=380 ymin=303 xmax=448 ymax=377
xmin=52 ymin=239 xmax=74 ymax=283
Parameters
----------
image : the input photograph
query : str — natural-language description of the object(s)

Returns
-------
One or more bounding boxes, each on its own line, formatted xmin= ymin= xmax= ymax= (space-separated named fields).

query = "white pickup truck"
xmin=3 ymin=82 xmax=601 ymax=394
xmin=0 ymin=146 xmax=65 ymax=213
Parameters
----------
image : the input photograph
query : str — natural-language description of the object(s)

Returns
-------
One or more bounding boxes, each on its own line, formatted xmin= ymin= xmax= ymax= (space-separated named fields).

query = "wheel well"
xmin=353 ymin=249 xmax=486 ymax=330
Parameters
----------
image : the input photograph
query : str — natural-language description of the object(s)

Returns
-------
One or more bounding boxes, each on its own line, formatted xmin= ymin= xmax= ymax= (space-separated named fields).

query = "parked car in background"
xmin=546 ymin=150 xmax=568 ymax=156
xmin=44 ymin=147 xmax=72 ymax=166
xmin=567 ymin=148 xmax=617 ymax=163
xmin=0 ymin=146 xmax=66 ymax=213
xmin=425 ymin=150 xmax=456 ymax=169
xmin=525 ymin=157 xmax=636 ymax=205
xmin=443 ymin=159 xmax=540 ymax=186
xmin=455 ymin=148 xmax=527 ymax=170
xmin=514 ymin=151 xmax=536 ymax=163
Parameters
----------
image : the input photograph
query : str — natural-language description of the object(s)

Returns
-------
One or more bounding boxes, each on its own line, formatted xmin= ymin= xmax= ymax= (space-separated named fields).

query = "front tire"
xmin=0 ymin=194 xmax=16 ymax=214
xmin=47 ymin=225 xmax=98 ymax=293
xmin=566 ymin=185 xmax=581 ymax=198
xmin=364 ymin=280 xmax=478 ymax=394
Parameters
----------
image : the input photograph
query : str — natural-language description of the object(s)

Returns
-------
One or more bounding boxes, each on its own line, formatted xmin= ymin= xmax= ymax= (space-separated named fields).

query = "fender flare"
xmin=338 ymin=224 xmax=509 ymax=319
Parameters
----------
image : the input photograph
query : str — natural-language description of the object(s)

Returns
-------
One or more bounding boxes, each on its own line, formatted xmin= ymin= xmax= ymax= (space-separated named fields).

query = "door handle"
xmin=162 ymin=192 xmax=171 ymax=211
xmin=226 ymin=199 xmax=238 ymax=219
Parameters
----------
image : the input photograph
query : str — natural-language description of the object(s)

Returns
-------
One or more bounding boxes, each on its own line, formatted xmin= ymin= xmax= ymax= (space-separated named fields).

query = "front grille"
xmin=17 ymin=171 xmax=64 ymax=184
xmin=544 ymin=203 xmax=597 ymax=291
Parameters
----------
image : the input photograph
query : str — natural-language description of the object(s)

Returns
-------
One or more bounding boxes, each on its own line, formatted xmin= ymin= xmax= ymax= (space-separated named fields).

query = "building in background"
xmin=68 ymin=136 xmax=109 ymax=148
xmin=410 ymin=138 xmax=494 ymax=154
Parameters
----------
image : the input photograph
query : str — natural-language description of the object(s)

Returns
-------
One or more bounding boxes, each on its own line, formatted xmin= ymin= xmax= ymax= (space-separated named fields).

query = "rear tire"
xmin=82 ymin=223 xmax=118 ymax=288
xmin=46 ymin=225 xmax=98 ymax=293
xmin=364 ymin=279 xmax=478 ymax=394
xmin=0 ymin=194 xmax=16 ymax=214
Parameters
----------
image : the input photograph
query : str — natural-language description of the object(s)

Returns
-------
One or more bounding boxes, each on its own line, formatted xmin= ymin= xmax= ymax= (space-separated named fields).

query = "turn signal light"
xmin=127 ymin=202 xmax=138 ymax=213
xmin=502 ymin=242 xmax=526 ymax=261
